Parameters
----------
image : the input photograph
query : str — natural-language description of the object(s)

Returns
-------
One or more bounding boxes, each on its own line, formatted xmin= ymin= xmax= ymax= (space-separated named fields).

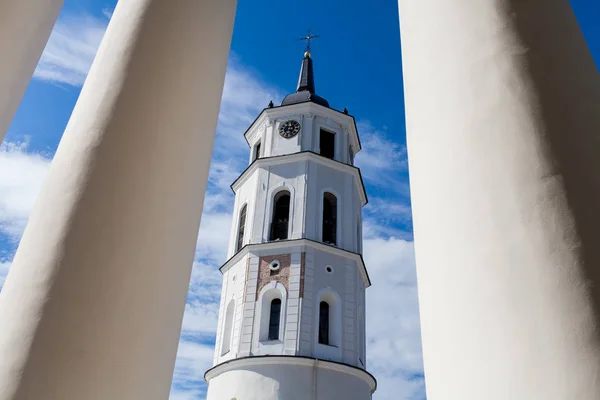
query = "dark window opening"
xmin=254 ymin=142 xmax=261 ymax=162
xmin=322 ymin=192 xmax=337 ymax=245
xmin=318 ymin=301 xmax=330 ymax=345
xmin=348 ymin=146 xmax=354 ymax=165
xmin=320 ymin=129 xmax=335 ymax=159
xmin=270 ymin=191 xmax=290 ymax=241
xmin=268 ymin=298 xmax=282 ymax=340
xmin=236 ymin=204 xmax=247 ymax=252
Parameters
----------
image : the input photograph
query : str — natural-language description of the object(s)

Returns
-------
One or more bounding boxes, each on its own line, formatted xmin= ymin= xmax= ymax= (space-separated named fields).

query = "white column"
xmin=0 ymin=0 xmax=236 ymax=399
xmin=399 ymin=1 xmax=600 ymax=399
xmin=0 ymin=0 xmax=64 ymax=143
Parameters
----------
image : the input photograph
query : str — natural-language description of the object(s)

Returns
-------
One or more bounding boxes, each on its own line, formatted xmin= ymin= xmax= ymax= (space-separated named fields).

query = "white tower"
xmin=204 ymin=51 xmax=376 ymax=399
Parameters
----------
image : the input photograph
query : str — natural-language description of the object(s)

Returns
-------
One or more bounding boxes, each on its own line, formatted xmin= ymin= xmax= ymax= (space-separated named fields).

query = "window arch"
xmin=322 ymin=192 xmax=337 ymax=245
xmin=257 ymin=283 xmax=287 ymax=344
xmin=314 ymin=289 xmax=341 ymax=353
xmin=318 ymin=301 xmax=330 ymax=345
xmin=236 ymin=204 xmax=247 ymax=252
xmin=268 ymin=298 xmax=282 ymax=340
xmin=270 ymin=190 xmax=290 ymax=241
xmin=221 ymin=299 xmax=235 ymax=355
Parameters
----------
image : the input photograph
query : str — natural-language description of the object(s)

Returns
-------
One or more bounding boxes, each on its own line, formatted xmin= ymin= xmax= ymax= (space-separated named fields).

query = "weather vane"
xmin=298 ymin=29 xmax=320 ymax=56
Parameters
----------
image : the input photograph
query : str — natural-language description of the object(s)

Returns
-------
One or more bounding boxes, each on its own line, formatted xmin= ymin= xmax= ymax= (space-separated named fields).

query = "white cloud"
xmin=355 ymin=121 xmax=410 ymax=198
xmin=0 ymin=141 xmax=52 ymax=239
xmin=101 ymin=8 xmax=115 ymax=20
xmin=364 ymin=238 xmax=425 ymax=400
xmin=33 ymin=13 xmax=109 ymax=86
xmin=363 ymin=198 xmax=413 ymax=241
xmin=171 ymin=340 xmax=214 ymax=400
xmin=216 ymin=59 xmax=283 ymax=153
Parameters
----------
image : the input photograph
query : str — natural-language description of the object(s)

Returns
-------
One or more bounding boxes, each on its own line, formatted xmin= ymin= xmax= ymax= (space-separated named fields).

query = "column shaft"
xmin=0 ymin=0 xmax=64 ymax=142
xmin=0 ymin=0 xmax=236 ymax=399
xmin=398 ymin=0 xmax=600 ymax=398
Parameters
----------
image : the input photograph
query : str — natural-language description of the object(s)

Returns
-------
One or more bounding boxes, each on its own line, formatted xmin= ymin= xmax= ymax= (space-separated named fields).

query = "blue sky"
xmin=0 ymin=1 xmax=598 ymax=399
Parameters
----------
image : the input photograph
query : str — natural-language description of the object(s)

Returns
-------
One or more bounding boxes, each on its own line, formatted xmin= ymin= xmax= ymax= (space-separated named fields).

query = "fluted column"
xmin=0 ymin=0 xmax=64 ymax=143
xmin=0 ymin=0 xmax=236 ymax=399
xmin=399 ymin=0 xmax=600 ymax=399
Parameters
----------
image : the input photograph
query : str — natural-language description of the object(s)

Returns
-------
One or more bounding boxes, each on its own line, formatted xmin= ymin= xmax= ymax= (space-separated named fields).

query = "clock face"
xmin=279 ymin=120 xmax=301 ymax=139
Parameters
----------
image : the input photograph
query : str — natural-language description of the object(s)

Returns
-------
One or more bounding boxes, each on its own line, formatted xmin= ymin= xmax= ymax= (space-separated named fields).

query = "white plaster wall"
xmin=238 ymin=253 xmax=260 ymax=357
xmin=227 ymin=172 xmax=258 ymax=257
xmin=214 ymin=256 xmax=248 ymax=365
xmin=206 ymin=360 xmax=374 ymax=400
xmin=218 ymin=242 xmax=366 ymax=366
xmin=305 ymin=162 xmax=362 ymax=252
xmin=242 ymin=245 xmax=305 ymax=357
xmin=298 ymin=249 xmax=364 ymax=367
xmin=233 ymin=159 xmax=362 ymax=253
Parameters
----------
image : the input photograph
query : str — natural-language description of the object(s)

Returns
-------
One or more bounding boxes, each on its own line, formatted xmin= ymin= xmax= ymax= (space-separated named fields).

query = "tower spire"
xmin=296 ymin=30 xmax=319 ymax=93
xmin=296 ymin=53 xmax=316 ymax=93
xmin=281 ymin=31 xmax=329 ymax=108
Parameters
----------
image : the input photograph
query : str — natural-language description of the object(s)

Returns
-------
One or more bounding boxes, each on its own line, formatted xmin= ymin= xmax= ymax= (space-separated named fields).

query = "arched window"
xmin=236 ymin=204 xmax=247 ymax=252
xmin=270 ymin=190 xmax=290 ymax=241
xmin=257 ymin=284 xmax=287 ymax=344
xmin=268 ymin=298 xmax=282 ymax=340
xmin=318 ymin=301 xmax=330 ymax=345
xmin=221 ymin=300 xmax=235 ymax=355
xmin=322 ymin=192 xmax=337 ymax=245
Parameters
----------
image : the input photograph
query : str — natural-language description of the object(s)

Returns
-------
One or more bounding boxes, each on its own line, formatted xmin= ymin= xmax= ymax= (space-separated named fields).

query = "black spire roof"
xmin=281 ymin=53 xmax=330 ymax=108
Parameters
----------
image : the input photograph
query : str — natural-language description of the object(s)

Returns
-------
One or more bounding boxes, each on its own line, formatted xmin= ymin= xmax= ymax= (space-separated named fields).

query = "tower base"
xmin=205 ymin=355 xmax=376 ymax=400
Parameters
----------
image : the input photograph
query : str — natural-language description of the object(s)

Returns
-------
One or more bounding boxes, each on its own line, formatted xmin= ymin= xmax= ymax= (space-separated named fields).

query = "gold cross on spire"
xmin=298 ymin=29 xmax=320 ymax=57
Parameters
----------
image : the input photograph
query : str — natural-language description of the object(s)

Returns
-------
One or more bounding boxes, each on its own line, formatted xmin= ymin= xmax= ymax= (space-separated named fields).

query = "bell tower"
xmin=204 ymin=50 xmax=376 ymax=400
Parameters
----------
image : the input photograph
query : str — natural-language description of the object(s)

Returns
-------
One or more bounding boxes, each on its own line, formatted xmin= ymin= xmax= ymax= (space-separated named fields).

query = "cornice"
xmin=243 ymin=102 xmax=362 ymax=152
xmin=204 ymin=355 xmax=377 ymax=393
xmin=231 ymin=151 xmax=368 ymax=206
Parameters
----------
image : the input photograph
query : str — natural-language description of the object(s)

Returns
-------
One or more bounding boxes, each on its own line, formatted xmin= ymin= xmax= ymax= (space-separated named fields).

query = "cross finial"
xmin=298 ymin=29 xmax=320 ymax=57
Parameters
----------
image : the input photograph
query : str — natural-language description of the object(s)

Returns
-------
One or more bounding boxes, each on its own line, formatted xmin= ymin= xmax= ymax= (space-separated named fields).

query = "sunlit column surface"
xmin=398 ymin=0 xmax=600 ymax=398
xmin=0 ymin=0 xmax=236 ymax=399
xmin=0 ymin=0 xmax=64 ymax=143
